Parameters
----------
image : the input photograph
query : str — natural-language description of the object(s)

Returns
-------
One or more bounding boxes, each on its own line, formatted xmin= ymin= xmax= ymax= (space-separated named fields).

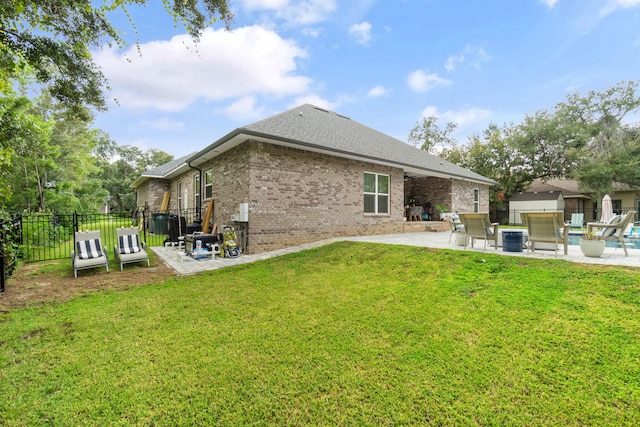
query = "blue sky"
xmin=92 ymin=0 xmax=640 ymax=159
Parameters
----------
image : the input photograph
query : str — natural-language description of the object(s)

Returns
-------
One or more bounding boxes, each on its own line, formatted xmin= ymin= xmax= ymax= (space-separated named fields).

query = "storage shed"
xmin=508 ymin=191 xmax=565 ymax=225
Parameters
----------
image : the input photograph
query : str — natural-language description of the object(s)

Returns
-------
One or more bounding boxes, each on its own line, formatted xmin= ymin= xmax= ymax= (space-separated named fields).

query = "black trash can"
xmin=152 ymin=213 xmax=169 ymax=235
xmin=502 ymin=231 xmax=523 ymax=252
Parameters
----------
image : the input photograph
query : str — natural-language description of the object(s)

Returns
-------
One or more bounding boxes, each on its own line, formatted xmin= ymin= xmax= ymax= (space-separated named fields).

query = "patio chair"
xmin=446 ymin=213 xmax=465 ymax=243
xmin=587 ymin=210 xmax=637 ymax=257
xmin=570 ymin=213 xmax=584 ymax=229
xmin=114 ymin=227 xmax=150 ymax=270
xmin=408 ymin=206 xmax=423 ymax=221
xmin=72 ymin=230 xmax=109 ymax=278
xmin=458 ymin=213 xmax=499 ymax=250
xmin=520 ymin=211 xmax=569 ymax=257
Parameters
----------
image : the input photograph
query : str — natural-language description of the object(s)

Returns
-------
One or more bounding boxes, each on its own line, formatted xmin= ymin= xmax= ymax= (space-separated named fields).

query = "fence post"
xmin=142 ymin=209 xmax=147 ymax=243
xmin=1 ymin=249 xmax=4 ymax=293
xmin=1 ymin=222 xmax=4 ymax=293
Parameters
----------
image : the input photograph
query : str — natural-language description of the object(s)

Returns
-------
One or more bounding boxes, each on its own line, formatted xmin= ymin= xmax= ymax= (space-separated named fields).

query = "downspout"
xmin=188 ymin=161 xmax=203 ymax=220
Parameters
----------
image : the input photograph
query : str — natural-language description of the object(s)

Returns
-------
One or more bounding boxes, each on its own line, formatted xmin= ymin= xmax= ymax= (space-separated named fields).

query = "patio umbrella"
xmin=600 ymin=194 xmax=613 ymax=223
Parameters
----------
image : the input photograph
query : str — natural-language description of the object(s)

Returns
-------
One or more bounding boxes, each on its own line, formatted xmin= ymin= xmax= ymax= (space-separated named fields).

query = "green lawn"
xmin=2 ymin=242 xmax=640 ymax=425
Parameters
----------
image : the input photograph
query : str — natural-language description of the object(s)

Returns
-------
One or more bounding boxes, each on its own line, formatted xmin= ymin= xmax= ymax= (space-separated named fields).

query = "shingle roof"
xmin=142 ymin=152 xmax=196 ymax=178
xmin=190 ymin=104 xmax=496 ymax=185
xmin=510 ymin=191 xmax=564 ymax=202
xmin=131 ymin=152 xmax=197 ymax=188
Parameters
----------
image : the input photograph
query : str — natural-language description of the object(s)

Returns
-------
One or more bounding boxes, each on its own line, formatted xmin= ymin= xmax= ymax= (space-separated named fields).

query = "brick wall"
xmin=137 ymin=179 xmax=170 ymax=211
xmin=152 ymin=140 xmax=491 ymax=254
xmin=247 ymin=142 xmax=404 ymax=253
xmin=404 ymin=176 xmax=490 ymax=215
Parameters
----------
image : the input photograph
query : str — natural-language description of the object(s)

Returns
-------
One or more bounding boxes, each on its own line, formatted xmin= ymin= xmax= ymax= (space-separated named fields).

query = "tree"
xmin=428 ymin=80 xmax=640 ymax=202
xmin=0 ymin=94 xmax=55 ymax=211
xmin=0 ymin=0 xmax=233 ymax=115
xmin=556 ymin=80 xmax=640 ymax=198
xmin=408 ymin=116 xmax=459 ymax=155
xmin=95 ymin=141 xmax=174 ymax=213
xmin=1 ymin=92 xmax=109 ymax=213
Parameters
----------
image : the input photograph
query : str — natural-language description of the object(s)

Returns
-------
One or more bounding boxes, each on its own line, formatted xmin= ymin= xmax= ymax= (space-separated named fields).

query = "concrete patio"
xmin=151 ymin=229 xmax=640 ymax=276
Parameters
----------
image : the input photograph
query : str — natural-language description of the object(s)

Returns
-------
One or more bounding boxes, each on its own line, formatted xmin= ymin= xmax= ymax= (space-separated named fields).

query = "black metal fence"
xmin=1 ymin=209 xmax=206 ymax=291
xmin=506 ymin=208 xmax=636 ymax=226
xmin=1 ymin=216 xmax=23 ymax=293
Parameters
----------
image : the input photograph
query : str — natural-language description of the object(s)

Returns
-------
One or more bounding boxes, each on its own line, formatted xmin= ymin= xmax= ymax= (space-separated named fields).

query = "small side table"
xmin=502 ymin=231 xmax=523 ymax=252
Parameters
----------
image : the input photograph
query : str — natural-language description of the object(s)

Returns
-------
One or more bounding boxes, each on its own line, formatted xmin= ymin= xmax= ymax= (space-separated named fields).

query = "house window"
xmin=612 ymin=199 xmax=622 ymax=215
xmin=194 ymin=174 xmax=201 ymax=214
xmin=474 ymin=189 xmax=479 ymax=213
xmin=204 ymin=169 xmax=213 ymax=199
xmin=364 ymin=172 xmax=389 ymax=214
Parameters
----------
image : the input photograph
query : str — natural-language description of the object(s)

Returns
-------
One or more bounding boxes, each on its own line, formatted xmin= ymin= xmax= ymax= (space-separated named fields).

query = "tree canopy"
xmin=411 ymin=80 xmax=640 ymax=202
xmin=0 ymin=0 xmax=233 ymax=113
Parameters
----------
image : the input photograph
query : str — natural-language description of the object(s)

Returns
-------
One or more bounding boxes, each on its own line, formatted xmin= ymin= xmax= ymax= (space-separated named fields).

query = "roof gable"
xmin=131 ymin=152 xmax=197 ymax=188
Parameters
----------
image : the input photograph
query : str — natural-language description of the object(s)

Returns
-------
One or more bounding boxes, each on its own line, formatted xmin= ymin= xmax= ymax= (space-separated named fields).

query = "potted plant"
xmin=579 ymin=229 xmax=605 ymax=258
xmin=435 ymin=205 xmax=448 ymax=221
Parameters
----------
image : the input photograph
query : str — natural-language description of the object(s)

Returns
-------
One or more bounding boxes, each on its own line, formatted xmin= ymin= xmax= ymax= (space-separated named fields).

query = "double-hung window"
xmin=474 ymin=189 xmax=479 ymax=212
xmin=194 ymin=174 xmax=201 ymax=214
xmin=364 ymin=172 xmax=389 ymax=214
xmin=204 ymin=169 xmax=213 ymax=199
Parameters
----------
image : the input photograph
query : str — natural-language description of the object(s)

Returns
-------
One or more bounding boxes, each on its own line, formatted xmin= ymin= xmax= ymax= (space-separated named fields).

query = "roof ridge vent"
xmin=336 ymin=113 xmax=351 ymax=120
xmin=313 ymin=106 xmax=329 ymax=113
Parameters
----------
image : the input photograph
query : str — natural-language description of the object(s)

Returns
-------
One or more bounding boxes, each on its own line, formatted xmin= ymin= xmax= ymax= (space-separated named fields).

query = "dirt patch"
xmin=0 ymin=258 xmax=177 ymax=311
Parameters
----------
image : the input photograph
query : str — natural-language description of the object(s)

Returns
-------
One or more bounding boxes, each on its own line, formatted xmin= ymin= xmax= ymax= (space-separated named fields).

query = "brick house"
xmin=132 ymin=104 xmax=496 ymax=254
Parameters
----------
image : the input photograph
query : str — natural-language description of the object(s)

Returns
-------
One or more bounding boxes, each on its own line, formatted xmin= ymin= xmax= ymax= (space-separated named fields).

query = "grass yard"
xmin=1 ymin=241 xmax=640 ymax=425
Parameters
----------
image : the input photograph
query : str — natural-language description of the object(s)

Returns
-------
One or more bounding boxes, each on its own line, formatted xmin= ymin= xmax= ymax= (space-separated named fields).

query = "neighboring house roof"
xmin=528 ymin=178 xmax=580 ymax=194
xmin=510 ymin=191 xmax=564 ymax=202
xmin=131 ymin=152 xmax=197 ymax=188
xmin=186 ymin=104 xmax=496 ymax=186
xmin=526 ymin=178 xmax=637 ymax=199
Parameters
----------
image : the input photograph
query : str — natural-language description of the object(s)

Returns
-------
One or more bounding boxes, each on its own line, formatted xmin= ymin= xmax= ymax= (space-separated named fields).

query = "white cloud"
xmin=614 ymin=0 xmax=640 ymax=7
xmin=444 ymin=54 xmax=464 ymax=72
xmin=367 ymin=85 xmax=391 ymax=98
xmin=242 ymin=0 xmax=289 ymax=9
xmin=287 ymin=0 xmax=337 ymax=25
xmin=256 ymin=0 xmax=337 ymax=26
xmin=301 ymin=27 xmax=323 ymax=38
xmin=407 ymin=70 xmax=450 ymax=93
xmin=541 ymin=0 xmax=558 ymax=8
xmin=94 ymin=26 xmax=311 ymax=111
xmin=600 ymin=0 xmax=640 ymax=16
xmin=140 ymin=117 xmax=185 ymax=131
xmin=289 ymin=94 xmax=337 ymax=110
xmin=349 ymin=21 xmax=372 ymax=44
xmin=222 ymin=96 xmax=267 ymax=121
xmin=419 ymin=106 xmax=491 ymax=128
xmin=445 ymin=45 xmax=491 ymax=72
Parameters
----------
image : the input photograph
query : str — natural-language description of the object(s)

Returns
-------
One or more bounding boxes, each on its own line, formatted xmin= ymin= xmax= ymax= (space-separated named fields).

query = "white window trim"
xmin=364 ymin=172 xmax=390 ymax=215
xmin=194 ymin=174 xmax=201 ymax=212
xmin=204 ymin=169 xmax=213 ymax=199
xmin=474 ymin=188 xmax=480 ymax=213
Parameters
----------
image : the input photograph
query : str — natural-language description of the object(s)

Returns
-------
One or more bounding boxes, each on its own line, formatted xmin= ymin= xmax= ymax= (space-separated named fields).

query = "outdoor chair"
xmin=570 ymin=213 xmax=584 ymax=229
xmin=458 ymin=213 xmax=499 ymax=251
xmin=408 ymin=206 xmax=423 ymax=221
xmin=114 ymin=227 xmax=150 ymax=270
xmin=446 ymin=213 xmax=465 ymax=243
xmin=587 ymin=210 xmax=637 ymax=257
xmin=520 ymin=211 xmax=569 ymax=257
xmin=72 ymin=230 xmax=109 ymax=278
